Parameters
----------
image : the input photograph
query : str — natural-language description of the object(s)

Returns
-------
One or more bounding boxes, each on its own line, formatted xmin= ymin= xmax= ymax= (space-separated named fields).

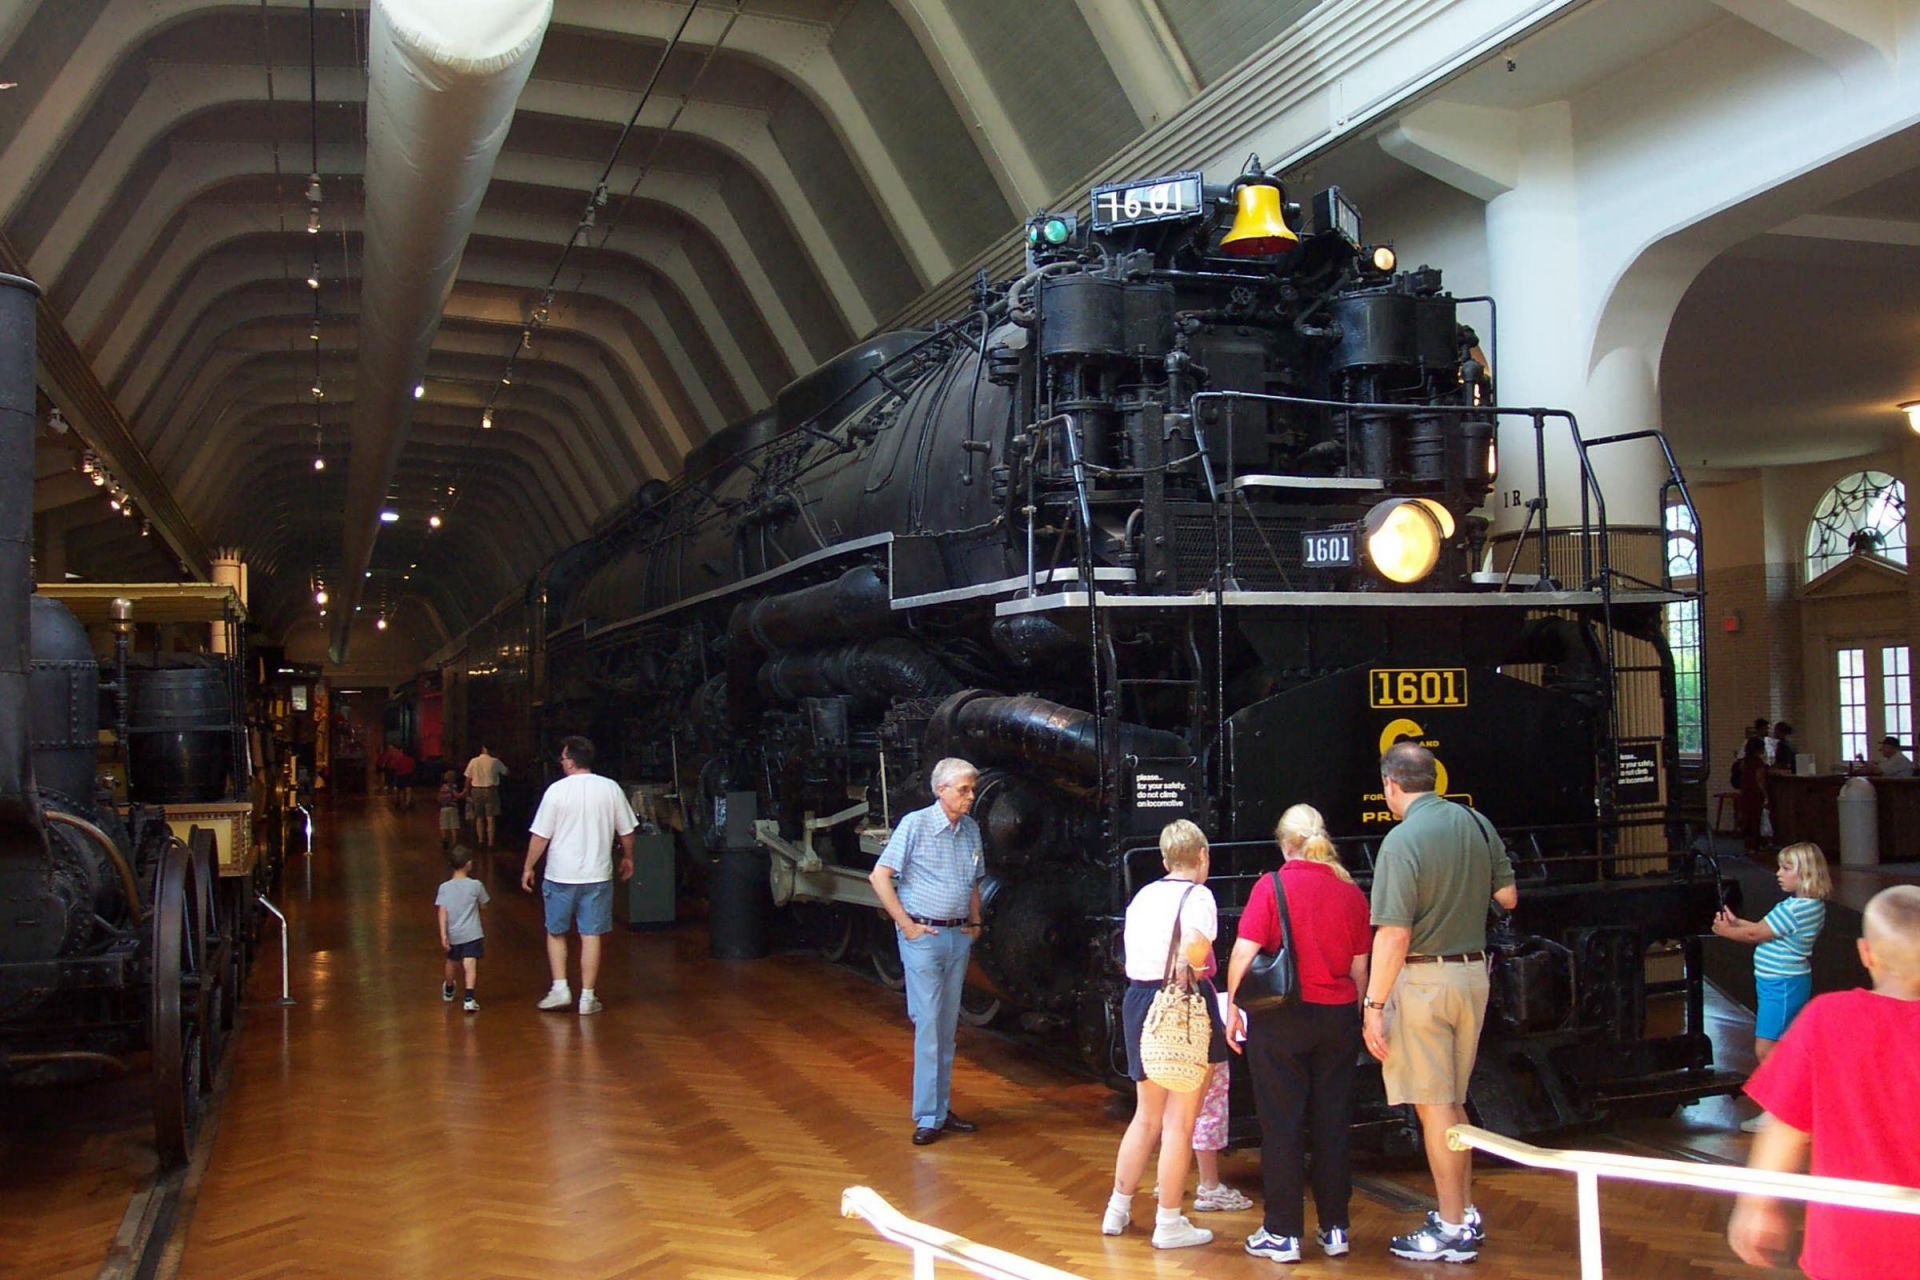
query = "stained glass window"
xmin=1806 ymin=471 xmax=1906 ymax=578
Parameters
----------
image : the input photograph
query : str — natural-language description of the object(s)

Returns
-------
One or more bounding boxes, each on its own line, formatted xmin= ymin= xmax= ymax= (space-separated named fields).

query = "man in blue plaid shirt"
xmin=869 ymin=757 xmax=985 ymax=1145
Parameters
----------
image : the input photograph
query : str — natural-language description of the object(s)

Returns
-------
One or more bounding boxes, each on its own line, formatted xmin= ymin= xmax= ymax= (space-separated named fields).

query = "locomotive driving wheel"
xmin=151 ymin=836 xmax=221 ymax=1168
xmin=869 ymin=912 xmax=905 ymax=991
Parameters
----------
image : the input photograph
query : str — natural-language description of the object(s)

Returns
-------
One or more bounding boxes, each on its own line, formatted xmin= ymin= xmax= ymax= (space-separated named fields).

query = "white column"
xmin=1482 ymin=104 xmax=1669 ymax=546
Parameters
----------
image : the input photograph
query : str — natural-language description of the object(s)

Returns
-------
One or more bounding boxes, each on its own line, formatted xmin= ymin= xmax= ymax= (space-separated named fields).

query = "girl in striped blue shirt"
xmin=1714 ymin=842 xmax=1831 ymax=1128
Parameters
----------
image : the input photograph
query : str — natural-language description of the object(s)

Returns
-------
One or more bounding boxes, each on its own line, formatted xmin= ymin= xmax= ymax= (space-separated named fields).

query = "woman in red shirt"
xmin=1226 ymin=803 xmax=1373 ymax=1263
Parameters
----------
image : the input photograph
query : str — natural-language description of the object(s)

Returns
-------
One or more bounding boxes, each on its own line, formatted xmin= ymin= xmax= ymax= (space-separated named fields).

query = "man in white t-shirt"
xmin=521 ymin=736 xmax=636 ymax=1015
xmin=463 ymin=744 xmax=509 ymax=848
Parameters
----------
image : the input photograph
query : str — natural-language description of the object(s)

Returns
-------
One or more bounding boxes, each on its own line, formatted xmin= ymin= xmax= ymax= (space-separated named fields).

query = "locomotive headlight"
xmin=1364 ymin=499 xmax=1444 ymax=584
xmin=1369 ymin=245 xmax=1397 ymax=272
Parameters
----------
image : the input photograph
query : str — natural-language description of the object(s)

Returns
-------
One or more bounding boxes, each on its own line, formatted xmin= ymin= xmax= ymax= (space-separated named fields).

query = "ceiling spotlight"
xmin=1903 ymin=400 xmax=1920 ymax=434
xmin=380 ymin=509 xmax=399 ymax=523
xmin=314 ymin=456 xmax=326 ymax=471
xmin=315 ymin=588 xmax=328 ymax=605
xmin=307 ymin=270 xmax=320 ymax=290
xmin=92 ymin=472 xmax=106 ymax=486
xmin=306 ymin=173 xmax=322 ymax=203
xmin=47 ymin=407 xmax=67 ymax=434
xmin=121 ymin=502 xmax=134 ymax=518
xmin=365 ymin=570 xmax=372 ymax=578
xmin=376 ymin=616 xmax=388 ymax=630
xmin=312 ymin=384 xmax=324 ymax=399
xmin=140 ymin=520 xmax=151 ymax=537
xmin=520 ymin=329 xmax=533 ymax=352
xmin=309 ymin=320 xmax=321 ymax=342
xmin=307 ymin=207 xmax=321 ymax=235
xmin=109 ymin=496 xmax=122 ymax=512
xmin=501 ymin=373 xmax=512 ymax=387
xmin=481 ymin=407 xmax=493 ymax=430
xmin=428 ymin=514 xmax=443 ymax=530
xmin=413 ymin=383 xmax=425 ymax=399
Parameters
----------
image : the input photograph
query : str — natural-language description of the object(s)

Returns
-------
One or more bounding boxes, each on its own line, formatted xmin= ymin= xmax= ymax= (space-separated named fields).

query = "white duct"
xmin=329 ymin=0 xmax=551 ymax=662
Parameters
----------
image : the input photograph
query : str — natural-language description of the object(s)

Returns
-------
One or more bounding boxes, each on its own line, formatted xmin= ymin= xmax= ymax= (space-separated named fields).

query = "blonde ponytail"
xmin=1274 ymin=803 xmax=1354 ymax=884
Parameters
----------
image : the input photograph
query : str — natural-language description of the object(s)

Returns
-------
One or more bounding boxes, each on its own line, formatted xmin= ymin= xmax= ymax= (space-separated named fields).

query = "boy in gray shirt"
xmin=436 ymin=846 xmax=490 ymax=1012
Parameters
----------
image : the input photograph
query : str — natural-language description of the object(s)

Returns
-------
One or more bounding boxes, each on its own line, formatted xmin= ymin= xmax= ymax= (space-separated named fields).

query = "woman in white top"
xmin=1101 ymin=819 xmax=1225 ymax=1250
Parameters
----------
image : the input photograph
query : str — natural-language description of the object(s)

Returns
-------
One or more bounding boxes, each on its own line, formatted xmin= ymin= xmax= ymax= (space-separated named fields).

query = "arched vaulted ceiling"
xmin=8 ymin=0 xmax=1324 ymax=641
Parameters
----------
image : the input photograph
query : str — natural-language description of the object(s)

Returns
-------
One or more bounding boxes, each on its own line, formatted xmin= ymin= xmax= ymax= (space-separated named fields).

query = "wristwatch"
xmin=1362 ymin=997 xmax=1388 ymax=1011
xmin=966 ymin=920 xmax=983 ymax=929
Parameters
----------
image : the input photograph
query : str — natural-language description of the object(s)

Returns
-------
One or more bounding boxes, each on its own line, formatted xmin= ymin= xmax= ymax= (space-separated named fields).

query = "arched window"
xmin=1806 ymin=470 xmax=1906 ymax=578
xmin=1665 ymin=503 xmax=1699 ymax=582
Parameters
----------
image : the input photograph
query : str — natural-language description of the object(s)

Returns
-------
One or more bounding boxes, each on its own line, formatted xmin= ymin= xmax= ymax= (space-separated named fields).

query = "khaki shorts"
xmin=468 ymin=786 xmax=500 ymax=818
xmin=1382 ymin=959 xmax=1489 ymax=1106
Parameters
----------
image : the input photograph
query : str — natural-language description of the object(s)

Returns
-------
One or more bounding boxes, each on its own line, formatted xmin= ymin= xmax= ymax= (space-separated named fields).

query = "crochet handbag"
xmin=1139 ymin=883 xmax=1211 ymax=1093
xmin=1236 ymin=871 xmax=1298 ymax=1012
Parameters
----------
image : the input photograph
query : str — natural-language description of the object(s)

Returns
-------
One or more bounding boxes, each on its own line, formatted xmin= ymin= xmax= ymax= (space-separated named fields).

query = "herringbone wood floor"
xmin=4 ymin=798 xmax=1801 ymax=1278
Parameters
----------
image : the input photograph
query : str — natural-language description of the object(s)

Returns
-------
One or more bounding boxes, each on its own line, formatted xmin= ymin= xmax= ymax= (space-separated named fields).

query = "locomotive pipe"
xmin=759 ymin=639 xmax=959 ymax=708
xmin=44 ymin=809 xmax=143 ymax=925
xmin=926 ymin=690 xmax=1186 ymax=788
xmin=0 ymin=272 xmax=46 ymax=864
xmin=727 ymin=566 xmax=894 ymax=726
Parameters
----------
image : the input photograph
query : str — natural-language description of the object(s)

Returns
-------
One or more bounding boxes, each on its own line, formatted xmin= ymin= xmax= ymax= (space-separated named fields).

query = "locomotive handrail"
xmin=44 ymin=808 xmax=143 ymax=924
xmin=1447 ymin=1123 xmax=1920 ymax=1280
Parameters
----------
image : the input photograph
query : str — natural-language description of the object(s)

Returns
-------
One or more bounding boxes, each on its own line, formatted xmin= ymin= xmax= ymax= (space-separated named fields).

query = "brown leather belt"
xmin=1405 ymin=951 xmax=1486 ymax=964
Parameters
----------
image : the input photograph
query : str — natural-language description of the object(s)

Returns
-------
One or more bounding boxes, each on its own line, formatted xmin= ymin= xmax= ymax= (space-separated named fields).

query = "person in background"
xmin=463 ymin=743 xmax=509 ymax=848
xmin=521 ymin=736 xmax=636 ymax=1015
xmin=437 ymin=770 xmax=465 ymax=850
xmin=1728 ymin=885 xmax=1920 ymax=1279
xmin=377 ymin=742 xmax=416 ymax=810
xmin=436 ymin=845 xmax=488 ymax=1013
xmin=1712 ymin=842 xmax=1831 ymax=1132
xmin=1363 ymin=744 xmax=1517 ymax=1264
xmin=867 ymin=758 xmax=986 ymax=1147
xmin=1771 ymin=722 xmax=1798 ymax=775
xmin=1736 ymin=737 xmax=1770 ymax=854
xmin=1874 ymin=736 xmax=1915 ymax=778
xmin=1228 ymin=803 xmax=1373 ymax=1264
xmin=1101 ymin=818 xmax=1225 ymax=1251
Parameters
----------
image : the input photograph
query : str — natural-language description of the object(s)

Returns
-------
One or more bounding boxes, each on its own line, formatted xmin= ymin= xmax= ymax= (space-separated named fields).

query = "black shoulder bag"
xmin=1236 ymin=871 xmax=1299 ymax=1011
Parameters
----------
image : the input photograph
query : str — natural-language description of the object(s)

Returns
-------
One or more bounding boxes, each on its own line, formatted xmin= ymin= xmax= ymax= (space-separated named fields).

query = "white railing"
xmin=840 ymin=1187 xmax=1086 ymax=1280
xmin=1448 ymin=1124 xmax=1920 ymax=1280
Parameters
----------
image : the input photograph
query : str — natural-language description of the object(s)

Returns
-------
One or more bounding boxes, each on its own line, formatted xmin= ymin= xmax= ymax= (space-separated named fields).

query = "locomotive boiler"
xmin=0 ymin=273 xmax=246 ymax=1166
xmin=530 ymin=162 xmax=1733 ymax=1135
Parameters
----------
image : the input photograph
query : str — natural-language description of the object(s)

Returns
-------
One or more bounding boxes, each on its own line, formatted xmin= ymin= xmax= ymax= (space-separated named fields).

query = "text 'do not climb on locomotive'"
xmin=526 ymin=159 xmax=1731 ymax=1137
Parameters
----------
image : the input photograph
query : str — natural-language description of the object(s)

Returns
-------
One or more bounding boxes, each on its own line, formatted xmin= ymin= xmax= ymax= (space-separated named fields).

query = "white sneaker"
xmin=462 ymin=995 xmax=480 ymax=1013
xmin=1151 ymin=1216 xmax=1213 ymax=1250
xmin=578 ymin=993 xmax=603 ymax=1015
xmin=1318 ymin=1226 xmax=1350 ymax=1256
xmin=1193 ymin=1184 xmax=1253 ymax=1212
xmin=1101 ymin=1203 xmax=1130 ymax=1236
xmin=537 ymin=985 xmax=573 ymax=1010
xmin=441 ymin=982 xmax=456 ymax=1002
xmin=1245 ymin=1228 xmax=1301 ymax=1262
xmin=1739 ymin=1113 xmax=1768 ymax=1134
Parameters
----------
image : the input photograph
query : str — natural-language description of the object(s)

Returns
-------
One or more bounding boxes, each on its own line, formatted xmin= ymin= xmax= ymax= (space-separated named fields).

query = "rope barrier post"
xmin=254 ymin=894 xmax=296 ymax=1007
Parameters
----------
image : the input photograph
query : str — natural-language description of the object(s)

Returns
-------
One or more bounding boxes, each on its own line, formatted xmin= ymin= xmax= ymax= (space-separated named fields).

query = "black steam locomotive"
xmin=1 ymin=274 xmax=253 ymax=1166
xmin=491 ymin=162 xmax=1731 ymax=1135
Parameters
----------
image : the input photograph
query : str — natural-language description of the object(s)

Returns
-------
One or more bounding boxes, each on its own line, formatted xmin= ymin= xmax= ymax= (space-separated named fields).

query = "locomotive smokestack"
xmin=0 ymin=271 xmax=47 ymax=862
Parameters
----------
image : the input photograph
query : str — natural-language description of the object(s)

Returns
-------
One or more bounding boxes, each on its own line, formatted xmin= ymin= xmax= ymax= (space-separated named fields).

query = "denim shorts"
xmin=1754 ymin=972 xmax=1812 ymax=1040
xmin=543 ymin=879 xmax=613 ymax=936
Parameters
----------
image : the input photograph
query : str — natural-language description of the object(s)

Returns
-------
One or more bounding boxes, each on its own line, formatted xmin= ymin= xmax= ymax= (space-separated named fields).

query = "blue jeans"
xmin=898 ymin=926 xmax=972 ymax=1129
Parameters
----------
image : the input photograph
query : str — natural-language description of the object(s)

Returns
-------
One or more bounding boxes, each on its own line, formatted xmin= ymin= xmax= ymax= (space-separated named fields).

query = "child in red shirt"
xmin=1730 ymin=884 xmax=1920 ymax=1279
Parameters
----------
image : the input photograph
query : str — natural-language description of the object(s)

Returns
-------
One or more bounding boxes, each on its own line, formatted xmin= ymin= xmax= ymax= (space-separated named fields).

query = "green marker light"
xmin=1043 ymin=218 xmax=1070 ymax=245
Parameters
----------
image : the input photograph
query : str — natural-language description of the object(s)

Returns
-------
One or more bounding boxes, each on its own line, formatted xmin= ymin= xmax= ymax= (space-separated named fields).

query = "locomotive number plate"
xmin=1370 ymin=668 xmax=1468 ymax=709
xmin=1301 ymin=529 xmax=1353 ymax=568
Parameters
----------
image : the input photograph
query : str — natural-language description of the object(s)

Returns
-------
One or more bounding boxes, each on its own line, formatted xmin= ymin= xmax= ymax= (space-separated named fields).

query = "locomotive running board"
xmin=993 ymin=587 xmax=1688 ymax=615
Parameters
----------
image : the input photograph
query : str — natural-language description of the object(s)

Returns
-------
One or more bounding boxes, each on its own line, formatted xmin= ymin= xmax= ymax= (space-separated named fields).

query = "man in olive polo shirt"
xmin=1362 ymin=743 xmax=1518 ymax=1263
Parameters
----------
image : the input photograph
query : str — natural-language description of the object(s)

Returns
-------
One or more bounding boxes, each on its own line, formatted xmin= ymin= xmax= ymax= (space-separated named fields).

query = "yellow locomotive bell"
xmin=1221 ymin=168 xmax=1298 ymax=257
